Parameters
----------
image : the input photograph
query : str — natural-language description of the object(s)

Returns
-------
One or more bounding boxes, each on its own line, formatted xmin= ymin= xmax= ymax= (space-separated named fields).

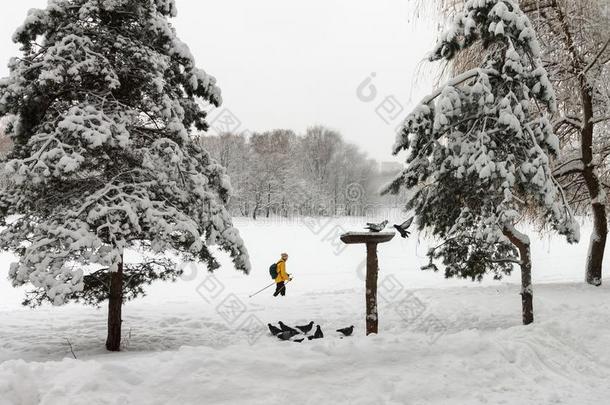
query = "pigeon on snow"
xmin=307 ymin=325 xmax=324 ymax=340
xmin=277 ymin=330 xmax=300 ymax=340
xmin=295 ymin=321 xmax=314 ymax=334
xmin=336 ymin=325 xmax=354 ymax=337
xmin=267 ymin=323 xmax=282 ymax=336
xmin=278 ymin=321 xmax=298 ymax=334
xmin=364 ymin=220 xmax=388 ymax=233
xmin=393 ymin=217 xmax=414 ymax=238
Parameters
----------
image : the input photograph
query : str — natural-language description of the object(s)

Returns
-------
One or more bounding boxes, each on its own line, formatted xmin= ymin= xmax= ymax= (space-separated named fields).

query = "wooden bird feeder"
xmin=340 ymin=231 xmax=395 ymax=335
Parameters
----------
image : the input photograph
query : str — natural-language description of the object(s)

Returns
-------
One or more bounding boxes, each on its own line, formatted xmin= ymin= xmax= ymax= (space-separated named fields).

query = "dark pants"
xmin=273 ymin=281 xmax=286 ymax=296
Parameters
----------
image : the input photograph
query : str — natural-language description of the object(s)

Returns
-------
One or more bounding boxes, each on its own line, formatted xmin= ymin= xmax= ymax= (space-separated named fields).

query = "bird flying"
xmin=393 ymin=217 xmax=414 ymax=238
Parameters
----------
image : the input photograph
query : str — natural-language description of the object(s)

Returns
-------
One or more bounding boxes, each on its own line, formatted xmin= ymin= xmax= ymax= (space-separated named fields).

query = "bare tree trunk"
xmin=252 ymin=197 xmax=259 ymax=220
xmin=266 ymin=183 xmax=271 ymax=218
xmin=106 ymin=256 xmax=123 ymax=351
xmin=365 ymin=243 xmax=379 ymax=335
xmin=586 ymin=201 xmax=607 ymax=286
xmin=554 ymin=3 xmax=607 ymax=286
xmin=581 ymin=90 xmax=607 ymax=286
xmin=503 ymin=227 xmax=534 ymax=325
xmin=333 ymin=183 xmax=338 ymax=216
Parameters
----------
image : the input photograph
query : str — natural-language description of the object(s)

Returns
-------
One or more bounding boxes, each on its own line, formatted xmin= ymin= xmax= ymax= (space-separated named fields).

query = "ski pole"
xmin=249 ymin=281 xmax=276 ymax=298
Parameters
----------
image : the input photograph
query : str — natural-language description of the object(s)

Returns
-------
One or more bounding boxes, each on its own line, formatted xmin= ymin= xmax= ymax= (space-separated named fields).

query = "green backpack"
xmin=269 ymin=263 xmax=278 ymax=279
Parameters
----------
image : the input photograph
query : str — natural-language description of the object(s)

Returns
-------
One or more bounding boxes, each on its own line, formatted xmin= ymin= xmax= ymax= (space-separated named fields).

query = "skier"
xmin=273 ymin=253 xmax=291 ymax=297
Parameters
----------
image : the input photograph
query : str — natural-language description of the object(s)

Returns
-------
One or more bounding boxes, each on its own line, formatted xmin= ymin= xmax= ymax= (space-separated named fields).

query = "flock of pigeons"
xmin=365 ymin=217 xmax=414 ymax=238
xmin=268 ymin=321 xmax=354 ymax=342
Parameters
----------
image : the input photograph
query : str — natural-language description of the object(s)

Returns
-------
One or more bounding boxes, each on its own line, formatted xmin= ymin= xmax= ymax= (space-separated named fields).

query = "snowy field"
xmin=1 ymin=216 xmax=609 ymax=405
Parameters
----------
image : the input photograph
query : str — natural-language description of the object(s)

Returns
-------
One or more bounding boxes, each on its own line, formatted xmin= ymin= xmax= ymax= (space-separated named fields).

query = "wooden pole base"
xmin=366 ymin=242 xmax=378 ymax=335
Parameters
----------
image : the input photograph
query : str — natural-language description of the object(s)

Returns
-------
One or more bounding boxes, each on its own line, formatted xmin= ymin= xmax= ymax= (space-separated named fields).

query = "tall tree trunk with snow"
xmin=577 ymin=50 xmax=608 ymax=287
xmin=106 ymin=257 xmax=123 ymax=352
xmin=581 ymin=82 xmax=607 ymax=285
xmin=503 ymin=227 xmax=533 ymax=325
xmin=551 ymin=2 xmax=608 ymax=286
xmin=586 ymin=198 xmax=607 ymax=286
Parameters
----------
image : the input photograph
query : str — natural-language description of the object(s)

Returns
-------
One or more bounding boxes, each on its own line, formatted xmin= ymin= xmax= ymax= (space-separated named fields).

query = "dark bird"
xmin=393 ymin=217 xmax=414 ymax=238
xmin=364 ymin=220 xmax=388 ymax=233
xmin=293 ymin=338 xmax=304 ymax=343
xmin=336 ymin=325 xmax=354 ymax=337
xmin=307 ymin=325 xmax=324 ymax=340
xmin=295 ymin=321 xmax=314 ymax=334
xmin=267 ymin=323 xmax=282 ymax=336
xmin=277 ymin=330 xmax=300 ymax=340
xmin=278 ymin=321 xmax=298 ymax=334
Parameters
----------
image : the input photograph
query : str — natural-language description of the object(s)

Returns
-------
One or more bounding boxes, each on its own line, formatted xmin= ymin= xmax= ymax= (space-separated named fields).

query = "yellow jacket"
xmin=275 ymin=259 xmax=289 ymax=283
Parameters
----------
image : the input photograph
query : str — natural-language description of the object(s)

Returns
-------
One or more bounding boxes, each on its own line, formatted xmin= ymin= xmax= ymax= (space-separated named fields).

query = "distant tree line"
xmin=199 ymin=126 xmax=399 ymax=218
xmin=0 ymin=119 xmax=403 ymax=218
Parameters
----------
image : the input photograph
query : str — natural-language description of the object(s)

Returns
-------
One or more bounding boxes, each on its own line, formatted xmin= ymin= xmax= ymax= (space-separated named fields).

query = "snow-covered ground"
xmin=1 ymin=217 xmax=609 ymax=404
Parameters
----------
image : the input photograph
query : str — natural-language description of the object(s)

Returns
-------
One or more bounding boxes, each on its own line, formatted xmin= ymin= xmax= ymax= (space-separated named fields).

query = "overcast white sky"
xmin=0 ymin=0 xmax=440 ymax=162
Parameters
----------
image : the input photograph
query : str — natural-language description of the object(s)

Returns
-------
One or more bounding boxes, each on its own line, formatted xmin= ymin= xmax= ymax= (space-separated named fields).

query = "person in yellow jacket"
xmin=273 ymin=253 xmax=291 ymax=297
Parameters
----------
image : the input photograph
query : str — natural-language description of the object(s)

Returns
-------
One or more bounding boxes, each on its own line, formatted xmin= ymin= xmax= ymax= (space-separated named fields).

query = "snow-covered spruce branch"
xmin=0 ymin=0 xmax=250 ymax=331
xmin=416 ymin=68 xmax=497 ymax=107
xmin=485 ymin=257 xmax=522 ymax=265
xmin=69 ymin=170 xmax=153 ymax=218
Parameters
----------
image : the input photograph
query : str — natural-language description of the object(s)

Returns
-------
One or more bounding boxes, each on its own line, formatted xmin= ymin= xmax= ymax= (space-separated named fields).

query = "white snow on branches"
xmin=388 ymin=0 xmax=579 ymax=265
xmin=0 ymin=0 xmax=249 ymax=305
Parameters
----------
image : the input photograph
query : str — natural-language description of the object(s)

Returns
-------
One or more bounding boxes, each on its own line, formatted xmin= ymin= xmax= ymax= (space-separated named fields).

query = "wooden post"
xmin=106 ymin=256 xmax=123 ymax=351
xmin=366 ymin=242 xmax=379 ymax=334
xmin=340 ymin=232 xmax=394 ymax=335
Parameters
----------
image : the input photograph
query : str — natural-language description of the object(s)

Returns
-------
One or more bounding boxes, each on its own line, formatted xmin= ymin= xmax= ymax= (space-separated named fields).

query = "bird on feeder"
xmin=364 ymin=220 xmax=388 ymax=232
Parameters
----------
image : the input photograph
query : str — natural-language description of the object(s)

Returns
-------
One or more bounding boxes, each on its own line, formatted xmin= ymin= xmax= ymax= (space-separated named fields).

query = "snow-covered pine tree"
xmin=436 ymin=0 xmax=609 ymax=287
xmin=0 ymin=0 xmax=250 ymax=351
xmin=383 ymin=0 xmax=579 ymax=325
